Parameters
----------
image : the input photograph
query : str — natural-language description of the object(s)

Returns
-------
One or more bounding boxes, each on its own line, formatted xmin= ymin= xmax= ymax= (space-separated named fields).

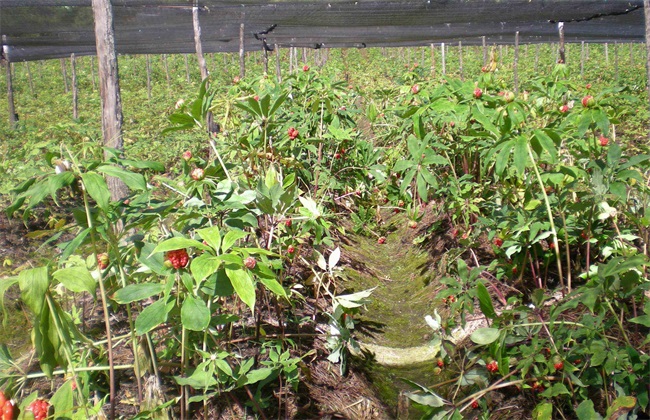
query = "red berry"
xmin=486 ymin=360 xmax=499 ymax=373
xmin=377 ymin=236 xmax=386 ymax=244
xmin=2 ymin=399 xmax=15 ymax=420
xmin=554 ymin=361 xmax=564 ymax=370
xmin=493 ymin=238 xmax=503 ymax=247
xmin=191 ymin=167 xmax=205 ymax=181
xmin=446 ymin=295 xmax=456 ymax=303
xmin=244 ymin=256 xmax=257 ymax=269
xmin=182 ymin=150 xmax=192 ymax=161
xmin=334 ymin=153 xmax=341 ymax=159
xmin=473 ymin=87 xmax=482 ymax=99
xmin=408 ymin=220 xmax=418 ymax=229
xmin=559 ymin=104 xmax=569 ymax=113
xmin=233 ymin=76 xmax=240 ymax=84
xmin=503 ymin=91 xmax=515 ymax=102
xmin=436 ymin=358 xmax=444 ymax=368
xmin=27 ymin=399 xmax=50 ymax=420
xmin=303 ymin=65 xmax=309 ymax=72
xmin=287 ymin=245 xmax=295 ymax=254
xmin=599 ymin=136 xmax=609 ymax=146
xmin=512 ymin=266 xmax=518 ymax=274
xmin=411 ymin=84 xmax=420 ymax=94
xmin=97 ymin=253 xmax=109 ymax=270
xmin=166 ymin=249 xmax=189 ymax=269
xmin=586 ymin=83 xmax=592 ymax=89
xmin=471 ymin=399 xmax=479 ymax=409
xmin=285 ymin=219 xmax=292 ymax=227
xmin=581 ymin=95 xmax=595 ymax=107
xmin=253 ymin=95 xmax=259 ymax=101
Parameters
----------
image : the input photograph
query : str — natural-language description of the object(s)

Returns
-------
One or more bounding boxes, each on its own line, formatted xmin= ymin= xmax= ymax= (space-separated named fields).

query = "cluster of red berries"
xmin=97 ymin=253 xmax=110 ymax=270
xmin=599 ymin=135 xmax=609 ymax=146
xmin=191 ymin=168 xmax=205 ymax=181
xmin=377 ymin=236 xmax=386 ymax=244
xmin=334 ymin=148 xmax=346 ymax=159
xmin=582 ymin=95 xmax=595 ymax=108
xmin=27 ymin=399 xmax=50 ymax=420
xmin=287 ymin=245 xmax=296 ymax=254
xmin=303 ymin=65 xmax=309 ymax=72
xmin=471 ymin=399 xmax=479 ymax=409
xmin=473 ymin=87 xmax=482 ymax=99
xmin=554 ymin=361 xmax=564 ymax=371
xmin=408 ymin=220 xmax=418 ymax=229
xmin=532 ymin=381 xmax=544 ymax=393
xmin=443 ymin=295 xmax=456 ymax=305
xmin=288 ymin=127 xmax=299 ymax=140
xmin=436 ymin=358 xmax=444 ymax=368
xmin=486 ymin=360 xmax=499 ymax=373
xmin=411 ymin=84 xmax=420 ymax=94
xmin=559 ymin=104 xmax=569 ymax=113
xmin=0 ymin=392 xmax=15 ymax=420
xmin=166 ymin=249 xmax=189 ymax=269
xmin=182 ymin=150 xmax=192 ymax=161
xmin=493 ymin=237 xmax=503 ymax=247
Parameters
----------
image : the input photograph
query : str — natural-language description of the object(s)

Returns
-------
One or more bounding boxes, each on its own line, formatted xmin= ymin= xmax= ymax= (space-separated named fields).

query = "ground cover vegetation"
xmin=0 ymin=42 xmax=649 ymax=419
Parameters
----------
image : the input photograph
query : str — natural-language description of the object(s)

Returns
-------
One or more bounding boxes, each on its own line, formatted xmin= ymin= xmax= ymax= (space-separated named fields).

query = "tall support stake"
xmin=605 ymin=43 xmax=609 ymax=63
xmin=430 ymin=43 xmax=435 ymax=78
xmin=514 ymin=32 xmax=520 ymax=94
xmin=614 ymin=41 xmax=619 ymax=80
xmin=630 ymin=43 xmax=634 ymax=66
xmin=192 ymin=4 xmax=209 ymax=81
xmin=71 ymin=53 xmax=78 ymax=119
xmin=580 ymin=41 xmax=585 ymax=77
xmin=60 ymin=58 xmax=69 ymax=93
xmin=441 ymin=43 xmax=446 ymax=75
xmin=145 ymin=54 xmax=152 ymax=100
xmin=90 ymin=56 xmax=97 ymax=90
xmin=482 ymin=36 xmax=487 ymax=66
xmin=275 ymin=44 xmax=282 ymax=82
xmin=3 ymin=55 xmax=16 ymax=128
xmin=289 ymin=47 xmax=294 ymax=74
xmin=263 ymin=45 xmax=269 ymax=74
xmin=458 ymin=41 xmax=463 ymax=80
xmin=25 ymin=62 xmax=35 ymax=96
xmin=162 ymin=54 xmax=171 ymax=95
xmin=535 ymin=43 xmax=540 ymax=72
xmin=239 ymin=21 xmax=245 ymax=79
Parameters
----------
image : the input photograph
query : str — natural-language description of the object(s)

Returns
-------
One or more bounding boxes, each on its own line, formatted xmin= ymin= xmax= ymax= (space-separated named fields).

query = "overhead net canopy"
xmin=0 ymin=0 xmax=645 ymax=62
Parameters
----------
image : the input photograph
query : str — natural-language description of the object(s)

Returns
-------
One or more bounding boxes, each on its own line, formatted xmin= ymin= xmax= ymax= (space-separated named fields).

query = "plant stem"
xmin=605 ymin=298 xmax=632 ymax=346
xmin=526 ymin=141 xmax=565 ymax=294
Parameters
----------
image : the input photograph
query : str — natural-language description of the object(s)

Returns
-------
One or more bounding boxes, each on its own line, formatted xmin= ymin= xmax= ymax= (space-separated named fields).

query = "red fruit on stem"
xmin=233 ymin=76 xmax=240 ymax=84
xmin=334 ymin=153 xmax=341 ymax=159
xmin=253 ymin=95 xmax=259 ymax=101
xmin=411 ymin=84 xmax=420 ymax=94
xmin=377 ymin=236 xmax=386 ymax=244
xmin=97 ymin=253 xmax=109 ymax=270
xmin=244 ymin=256 xmax=257 ymax=269
xmin=471 ymin=399 xmax=479 ymax=409
xmin=191 ymin=167 xmax=205 ymax=181
xmin=182 ymin=150 xmax=192 ymax=161
xmin=559 ymin=104 xmax=569 ymax=113
xmin=166 ymin=249 xmax=189 ymax=269
xmin=285 ymin=219 xmax=292 ymax=227
xmin=287 ymin=245 xmax=295 ymax=254
xmin=486 ymin=360 xmax=499 ymax=373
xmin=27 ymin=399 xmax=50 ymax=420
xmin=599 ymin=136 xmax=609 ymax=146
xmin=554 ymin=361 xmax=564 ymax=370
xmin=493 ymin=238 xmax=503 ymax=247
xmin=408 ymin=220 xmax=418 ymax=229
xmin=581 ymin=95 xmax=595 ymax=107
xmin=2 ymin=400 xmax=14 ymax=420
xmin=473 ymin=87 xmax=482 ymax=99
xmin=586 ymin=83 xmax=592 ymax=89
xmin=436 ymin=358 xmax=444 ymax=368
xmin=503 ymin=91 xmax=515 ymax=102
xmin=303 ymin=65 xmax=309 ymax=72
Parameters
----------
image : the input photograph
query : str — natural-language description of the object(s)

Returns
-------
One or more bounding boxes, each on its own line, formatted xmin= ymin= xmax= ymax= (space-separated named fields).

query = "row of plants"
xmin=0 ymin=44 xmax=648 ymax=418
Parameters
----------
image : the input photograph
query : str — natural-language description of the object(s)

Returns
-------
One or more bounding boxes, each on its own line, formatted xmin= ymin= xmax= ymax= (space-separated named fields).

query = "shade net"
xmin=0 ymin=0 xmax=645 ymax=62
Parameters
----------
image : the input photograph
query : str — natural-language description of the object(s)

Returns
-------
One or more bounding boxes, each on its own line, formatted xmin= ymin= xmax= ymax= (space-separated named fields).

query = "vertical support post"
xmin=605 ymin=43 xmax=609 ymax=63
xmin=71 ymin=53 xmax=78 ymax=119
xmin=644 ymin=0 xmax=650 ymax=137
xmin=482 ymin=36 xmax=487 ymax=66
xmin=421 ymin=48 xmax=425 ymax=66
xmin=192 ymin=3 xmax=209 ymax=81
xmin=145 ymin=54 xmax=151 ymax=100
xmin=289 ymin=47 xmax=294 ymax=74
xmin=630 ymin=43 xmax=634 ymax=66
xmin=614 ymin=41 xmax=619 ymax=80
xmin=514 ymin=32 xmax=520 ymax=94
xmin=25 ymin=62 xmax=35 ymax=96
xmin=581 ymin=41 xmax=585 ymax=77
xmin=4 ymin=58 xmax=17 ymax=128
xmin=239 ymin=21 xmax=245 ymax=79
xmin=458 ymin=41 xmax=463 ymax=80
xmin=90 ymin=56 xmax=97 ymax=90
xmin=60 ymin=57 xmax=69 ymax=93
xmin=184 ymin=54 xmax=190 ymax=83
xmin=535 ymin=43 xmax=540 ymax=72
xmin=441 ymin=42 xmax=446 ymax=75
xmin=302 ymin=47 xmax=307 ymax=64
xmin=585 ymin=42 xmax=589 ymax=60
xmin=263 ymin=46 xmax=268 ymax=74
xmin=499 ymin=44 xmax=503 ymax=64
xmin=162 ymin=54 xmax=170 ymax=94
xmin=275 ymin=44 xmax=281 ymax=82
xmin=430 ymin=43 xmax=435 ymax=78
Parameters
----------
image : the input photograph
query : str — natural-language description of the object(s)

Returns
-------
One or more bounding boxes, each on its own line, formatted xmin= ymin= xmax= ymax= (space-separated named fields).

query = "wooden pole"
xmin=275 ymin=44 xmax=281 ymax=82
xmin=71 ymin=53 xmax=78 ymax=119
xmin=162 ymin=54 xmax=170 ymax=93
xmin=614 ymin=41 xmax=619 ymax=80
xmin=441 ymin=42 xmax=446 ymax=75
xmin=535 ymin=43 xmax=540 ymax=72
xmin=605 ymin=43 xmax=609 ymax=63
xmin=514 ymin=32 xmax=520 ymax=94
xmin=580 ymin=41 xmax=585 ymax=78
xmin=289 ymin=47 xmax=294 ymax=74
xmin=558 ymin=22 xmax=566 ymax=64
xmin=145 ymin=54 xmax=151 ymax=100
xmin=192 ymin=4 xmax=209 ymax=81
xmin=4 ymin=59 xmax=17 ymax=128
xmin=430 ymin=43 xmax=435 ymax=78
xmin=25 ymin=62 xmax=35 ymax=96
xmin=481 ymin=35 xmax=487 ymax=67
xmin=302 ymin=47 xmax=307 ymax=64
xmin=644 ymin=0 xmax=650 ymax=137
xmin=263 ymin=46 xmax=268 ymax=74
xmin=184 ymin=54 xmax=190 ymax=82
xmin=239 ymin=22 xmax=245 ymax=79
xmin=60 ymin=57 xmax=69 ymax=93
xmin=458 ymin=41 xmax=463 ymax=80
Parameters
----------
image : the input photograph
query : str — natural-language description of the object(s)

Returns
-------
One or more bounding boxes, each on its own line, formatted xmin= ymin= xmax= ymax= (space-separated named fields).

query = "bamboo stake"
xmin=5 ymin=60 xmax=17 ymax=128
xmin=145 ymin=54 xmax=151 ymax=100
xmin=71 ymin=53 xmax=78 ymax=119
xmin=558 ymin=22 xmax=566 ymax=64
xmin=239 ymin=22 xmax=245 ymax=79
xmin=184 ymin=54 xmax=190 ymax=82
xmin=25 ymin=62 xmax=35 ymax=96
xmin=458 ymin=41 xmax=463 ymax=80
xmin=162 ymin=54 xmax=170 ymax=93
xmin=614 ymin=41 xmax=619 ymax=80
xmin=482 ymin=36 xmax=487 ymax=66
xmin=430 ymin=43 xmax=435 ymax=78
xmin=580 ymin=41 xmax=585 ymax=78
xmin=193 ymin=4 xmax=209 ymax=81
xmin=535 ymin=43 xmax=540 ymax=72
xmin=275 ymin=44 xmax=281 ymax=82
xmin=605 ymin=43 xmax=609 ymax=63
xmin=514 ymin=32 xmax=519 ymax=94
xmin=441 ymin=42 xmax=446 ymax=75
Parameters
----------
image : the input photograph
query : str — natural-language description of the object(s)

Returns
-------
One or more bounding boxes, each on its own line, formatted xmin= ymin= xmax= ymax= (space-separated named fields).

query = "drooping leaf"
xmin=190 ymin=254 xmax=223 ymax=285
xmin=477 ymin=282 xmax=497 ymax=319
xmin=113 ymin=283 xmax=165 ymax=304
xmin=181 ymin=296 xmax=211 ymax=331
xmin=81 ymin=172 xmax=110 ymax=212
xmin=470 ymin=327 xmax=500 ymax=345
xmin=151 ymin=237 xmax=211 ymax=254
xmin=52 ymin=266 xmax=96 ymax=296
xmin=135 ymin=299 xmax=173 ymax=335
xmin=225 ymin=268 xmax=255 ymax=312
xmin=97 ymin=165 xmax=147 ymax=191
xmin=18 ymin=266 xmax=50 ymax=316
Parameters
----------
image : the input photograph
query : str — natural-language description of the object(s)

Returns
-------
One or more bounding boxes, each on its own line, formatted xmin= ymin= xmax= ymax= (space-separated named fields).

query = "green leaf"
xmin=470 ymin=327 xmax=500 ymax=345
xmin=81 ymin=172 xmax=110 ymax=211
xmin=59 ymin=228 xmax=91 ymax=264
xmin=592 ymin=109 xmax=609 ymax=136
xmin=513 ymin=136 xmax=529 ymax=177
xmin=225 ymin=268 xmax=255 ymax=312
xmin=151 ymin=237 xmax=211 ymax=254
xmin=181 ymin=296 xmax=211 ymax=331
xmin=259 ymin=277 xmax=287 ymax=299
xmin=605 ymin=395 xmax=636 ymax=419
xmin=607 ymin=143 xmax=622 ymax=168
xmin=541 ymin=383 xmax=570 ymax=397
xmin=18 ymin=266 xmax=50 ymax=316
xmin=221 ymin=230 xmax=248 ymax=253
xmin=477 ymin=282 xmax=497 ymax=319
xmin=405 ymin=390 xmax=444 ymax=408
xmin=0 ymin=277 xmax=19 ymax=325
xmin=576 ymin=400 xmax=603 ymax=420
xmin=243 ymin=367 xmax=277 ymax=386
xmin=52 ymin=267 xmax=96 ymax=296
xmin=196 ymin=226 xmax=222 ymax=252
xmin=533 ymin=129 xmax=558 ymax=163
xmin=191 ymin=254 xmax=223 ymax=285
xmin=97 ymin=165 xmax=147 ymax=191
xmin=135 ymin=299 xmax=172 ymax=335
xmin=532 ymin=402 xmax=553 ymax=420
xmin=50 ymin=379 xmax=74 ymax=419
xmin=113 ymin=283 xmax=165 ymax=304
xmin=629 ymin=314 xmax=650 ymax=327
